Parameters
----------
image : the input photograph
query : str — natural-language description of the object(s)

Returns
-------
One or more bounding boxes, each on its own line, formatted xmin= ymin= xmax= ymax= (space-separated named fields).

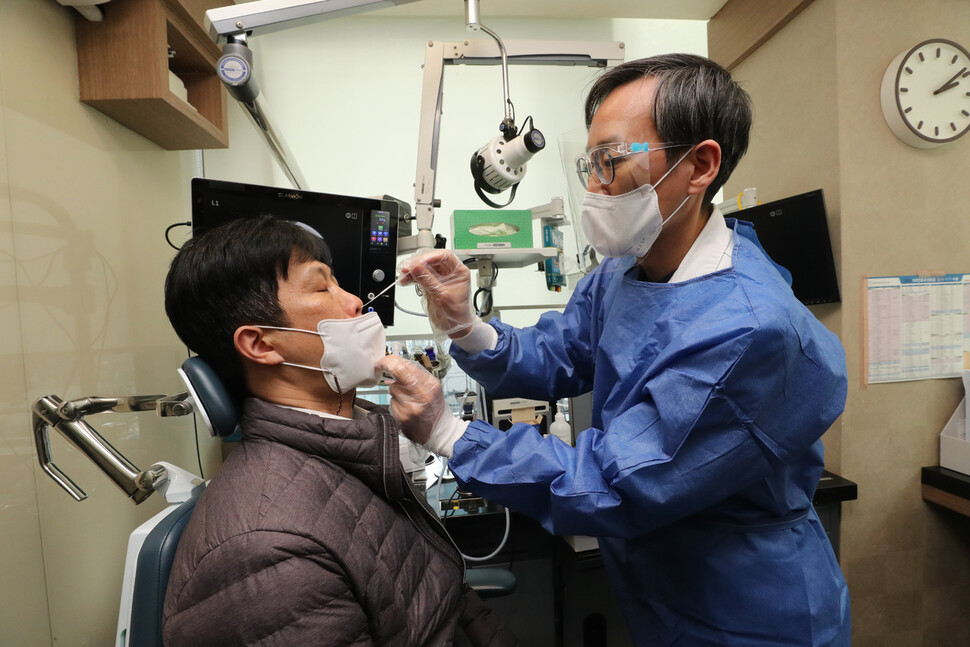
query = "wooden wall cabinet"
xmin=75 ymin=0 xmax=229 ymax=150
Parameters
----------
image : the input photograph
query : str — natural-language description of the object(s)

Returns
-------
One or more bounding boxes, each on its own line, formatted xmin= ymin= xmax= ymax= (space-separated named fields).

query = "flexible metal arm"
xmin=465 ymin=0 xmax=513 ymax=128
xmin=32 ymin=393 xmax=194 ymax=503
xmin=236 ymin=93 xmax=308 ymax=190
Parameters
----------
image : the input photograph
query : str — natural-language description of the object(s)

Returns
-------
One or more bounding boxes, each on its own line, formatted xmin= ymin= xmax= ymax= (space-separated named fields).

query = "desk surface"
xmin=814 ymin=470 xmax=858 ymax=506
xmin=434 ymin=470 xmax=858 ymax=564
xmin=922 ymin=465 xmax=970 ymax=497
xmin=432 ymin=470 xmax=858 ymax=517
xmin=921 ymin=466 xmax=970 ymax=517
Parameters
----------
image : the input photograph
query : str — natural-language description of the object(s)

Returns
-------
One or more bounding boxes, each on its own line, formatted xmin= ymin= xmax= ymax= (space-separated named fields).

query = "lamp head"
xmin=471 ymin=128 xmax=545 ymax=193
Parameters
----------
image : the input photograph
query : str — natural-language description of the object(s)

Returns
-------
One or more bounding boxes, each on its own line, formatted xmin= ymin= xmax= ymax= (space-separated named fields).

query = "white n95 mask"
xmin=580 ymin=148 xmax=692 ymax=259
xmin=260 ymin=311 xmax=386 ymax=393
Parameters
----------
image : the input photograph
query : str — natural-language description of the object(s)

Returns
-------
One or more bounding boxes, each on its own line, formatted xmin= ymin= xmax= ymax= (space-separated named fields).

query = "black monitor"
xmin=191 ymin=178 xmax=400 ymax=325
xmin=736 ymin=189 xmax=841 ymax=306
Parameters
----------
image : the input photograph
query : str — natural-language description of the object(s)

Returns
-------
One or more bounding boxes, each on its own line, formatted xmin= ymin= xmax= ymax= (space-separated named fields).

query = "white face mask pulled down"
xmin=580 ymin=147 xmax=693 ymax=259
xmin=259 ymin=311 xmax=386 ymax=398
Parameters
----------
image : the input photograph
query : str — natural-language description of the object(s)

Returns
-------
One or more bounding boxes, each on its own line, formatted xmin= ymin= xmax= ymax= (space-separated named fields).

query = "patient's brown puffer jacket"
xmin=163 ymin=398 xmax=514 ymax=647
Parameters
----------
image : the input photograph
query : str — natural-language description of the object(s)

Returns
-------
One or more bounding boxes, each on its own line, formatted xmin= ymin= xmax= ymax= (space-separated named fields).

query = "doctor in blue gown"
xmin=380 ymin=53 xmax=850 ymax=646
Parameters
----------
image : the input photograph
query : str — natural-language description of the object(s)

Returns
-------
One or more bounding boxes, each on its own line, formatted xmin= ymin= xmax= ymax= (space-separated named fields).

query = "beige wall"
xmin=0 ymin=13 xmax=50 ymax=640
xmin=0 ymin=2 xmax=223 ymax=645
xmin=726 ymin=0 xmax=970 ymax=644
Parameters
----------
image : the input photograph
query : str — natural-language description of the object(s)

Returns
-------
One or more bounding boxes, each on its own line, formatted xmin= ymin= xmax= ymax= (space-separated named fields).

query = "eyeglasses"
xmin=575 ymin=141 xmax=690 ymax=186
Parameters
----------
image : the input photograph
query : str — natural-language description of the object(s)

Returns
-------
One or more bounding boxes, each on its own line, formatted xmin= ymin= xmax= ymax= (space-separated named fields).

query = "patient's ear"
xmin=234 ymin=326 xmax=285 ymax=365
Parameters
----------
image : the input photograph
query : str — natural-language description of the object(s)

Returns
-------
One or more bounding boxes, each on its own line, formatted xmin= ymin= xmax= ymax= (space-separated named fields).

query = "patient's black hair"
xmin=164 ymin=216 xmax=333 ymax=401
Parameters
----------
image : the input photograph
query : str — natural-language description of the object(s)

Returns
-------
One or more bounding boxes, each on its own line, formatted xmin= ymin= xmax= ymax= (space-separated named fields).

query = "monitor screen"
xmin=191 ymin=178 xmax=400 ymax=325
xmin=736 ymin=189 xmax=841 ymax=306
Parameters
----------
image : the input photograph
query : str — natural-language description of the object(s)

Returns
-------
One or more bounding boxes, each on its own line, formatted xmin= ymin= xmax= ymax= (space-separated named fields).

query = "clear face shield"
xmin=558 ymin=127 xmax=597 ymax=273
xmin=558 ymin=123 xmax=684 ymax=273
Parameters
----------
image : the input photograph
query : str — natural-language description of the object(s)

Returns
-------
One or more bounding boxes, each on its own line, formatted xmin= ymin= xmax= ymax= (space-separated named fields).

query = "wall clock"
xmin=880 ymin=38 xmax=970 ymax=148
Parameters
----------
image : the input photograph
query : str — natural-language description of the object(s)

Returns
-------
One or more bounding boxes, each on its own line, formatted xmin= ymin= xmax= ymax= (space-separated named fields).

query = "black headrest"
xmin=178 ymin=356 xmax=240 ymax=438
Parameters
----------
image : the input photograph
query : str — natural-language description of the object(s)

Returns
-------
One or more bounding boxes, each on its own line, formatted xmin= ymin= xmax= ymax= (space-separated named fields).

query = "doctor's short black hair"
xmin=584 ymin=53 xmax=752 ymax=206
xmin=164 ymin=216 xmax=333 ymax=400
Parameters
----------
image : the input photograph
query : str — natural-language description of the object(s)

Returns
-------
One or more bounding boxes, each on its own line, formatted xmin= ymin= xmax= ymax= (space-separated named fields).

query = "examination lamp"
xmin=470 ymin=123 xmax=545 ymax=208
xmin=464 ymin=0 xmax=545 ymax=208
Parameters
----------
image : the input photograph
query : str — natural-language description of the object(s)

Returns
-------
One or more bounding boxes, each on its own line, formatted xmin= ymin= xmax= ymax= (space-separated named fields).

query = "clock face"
xmin=881 ymin=39 xmax=970 ymax=148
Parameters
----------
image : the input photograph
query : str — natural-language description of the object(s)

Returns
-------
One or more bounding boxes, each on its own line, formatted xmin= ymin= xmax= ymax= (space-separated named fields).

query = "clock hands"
xmin=933 ymin=66 xmax=968 ymax=95
xmin=883 ymin=40 xmax=970 ymax=146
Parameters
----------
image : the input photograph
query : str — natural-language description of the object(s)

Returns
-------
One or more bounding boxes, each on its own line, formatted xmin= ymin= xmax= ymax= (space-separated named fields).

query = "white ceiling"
xmin=370 ymin=0 xmax=728 ymax=20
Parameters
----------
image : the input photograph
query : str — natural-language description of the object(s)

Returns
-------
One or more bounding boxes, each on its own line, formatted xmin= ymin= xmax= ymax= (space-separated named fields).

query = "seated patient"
xmin=162 ymin=216 xmax=513 ymax=646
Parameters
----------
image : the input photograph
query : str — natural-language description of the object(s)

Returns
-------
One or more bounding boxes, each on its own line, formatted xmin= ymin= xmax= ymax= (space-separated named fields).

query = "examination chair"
xmin=33 ymin=356 xmax=513 ymax=647
xmin=123 ymin=356 xmax=239 ymax=647
xmin=31 ymin=356 xmax=239 ymax=647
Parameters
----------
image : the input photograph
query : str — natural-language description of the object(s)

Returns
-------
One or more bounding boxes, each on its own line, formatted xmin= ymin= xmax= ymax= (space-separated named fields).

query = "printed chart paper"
xmin=866 ymin=274 xmax=970 ymax=384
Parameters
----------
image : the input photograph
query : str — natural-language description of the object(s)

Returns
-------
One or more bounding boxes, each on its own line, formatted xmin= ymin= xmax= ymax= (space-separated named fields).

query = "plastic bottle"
xmin=549 ymin=413 xmax=572 ymax=446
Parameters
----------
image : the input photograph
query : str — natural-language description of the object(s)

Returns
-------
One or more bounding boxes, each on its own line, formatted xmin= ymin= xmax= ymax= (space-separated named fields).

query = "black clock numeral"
xmin=917 ymin=121 xmax=924 ymax=130
xmin=951 ymin=122 xmax=958 ymax=131
xmin=952 ymin=55 xmax=959 ymax=64
xmin=919 ymin=52 xmax=926 ymax=62
xmin=962 ymin=110 xmax=970 ymax=117
xmin=935 ymin=126 xmax=940 ymax=136
xmin=936 ymin=48 xmax=941 ymax=58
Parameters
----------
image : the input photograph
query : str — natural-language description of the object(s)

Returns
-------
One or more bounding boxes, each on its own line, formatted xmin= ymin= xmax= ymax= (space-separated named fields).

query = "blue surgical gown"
xmin=448 ymin=219 xmax=850 ymax=646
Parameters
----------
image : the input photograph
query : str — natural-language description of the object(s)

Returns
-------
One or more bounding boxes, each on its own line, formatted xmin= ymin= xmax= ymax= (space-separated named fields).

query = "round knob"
xmin=372 ymin=269 xmax=386 ymax=282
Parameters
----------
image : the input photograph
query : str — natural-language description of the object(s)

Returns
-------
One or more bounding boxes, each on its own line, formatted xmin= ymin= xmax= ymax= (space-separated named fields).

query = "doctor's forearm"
xmin=449 ymin=320 xmax=498 ymax=354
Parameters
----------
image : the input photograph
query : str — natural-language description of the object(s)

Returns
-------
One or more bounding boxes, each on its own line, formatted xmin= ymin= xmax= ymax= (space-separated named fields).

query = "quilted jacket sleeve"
xmin=163 ymin=531 xmax=374 ymax=646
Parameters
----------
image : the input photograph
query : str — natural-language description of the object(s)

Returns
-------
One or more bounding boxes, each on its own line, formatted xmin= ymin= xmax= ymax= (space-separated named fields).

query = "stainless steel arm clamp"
xmin=32 ymin=392 xmax=195 ymax=503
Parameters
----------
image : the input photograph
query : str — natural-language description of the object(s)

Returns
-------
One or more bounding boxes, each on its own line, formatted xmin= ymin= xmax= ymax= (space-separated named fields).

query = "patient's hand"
xmin=379 ymin=355 xmax=445 ymax=444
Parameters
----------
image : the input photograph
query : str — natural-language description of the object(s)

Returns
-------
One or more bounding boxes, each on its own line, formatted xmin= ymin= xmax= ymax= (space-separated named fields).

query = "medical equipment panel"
xmin=191 ymin=178 xmax=399 ymax=325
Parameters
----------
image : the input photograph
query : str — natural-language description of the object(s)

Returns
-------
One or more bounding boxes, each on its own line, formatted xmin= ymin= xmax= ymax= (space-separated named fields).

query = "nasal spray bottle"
xmin=549 ymin=413 xmax=573 ymax=446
